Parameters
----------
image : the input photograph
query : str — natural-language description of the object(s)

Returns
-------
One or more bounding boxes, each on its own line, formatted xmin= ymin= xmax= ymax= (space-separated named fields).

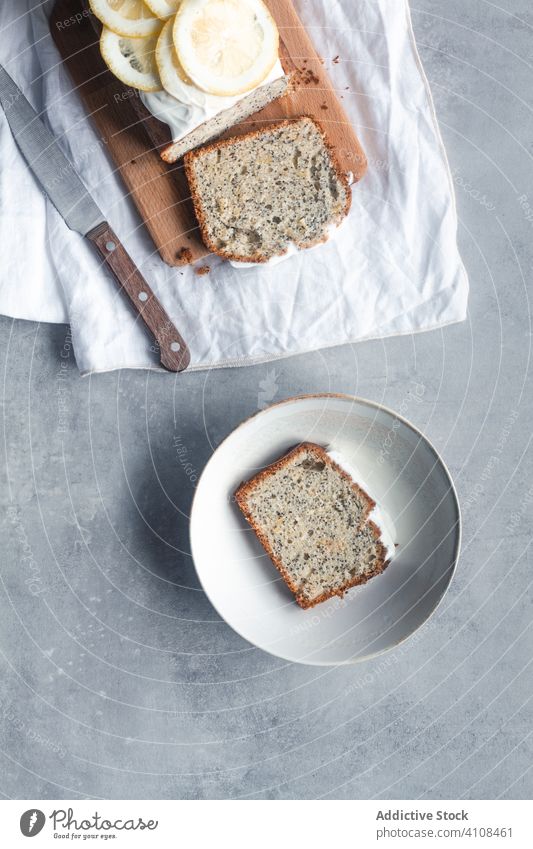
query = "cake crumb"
xmin=333 ymin=55 xmax=340 ymax=64
xmin=176 ymin=247 xmax=193 ymax=265
xmin=295 ymin=67 xmax=320 ymax=86
xmin=195 ymin=265 xmax=210 ymax=276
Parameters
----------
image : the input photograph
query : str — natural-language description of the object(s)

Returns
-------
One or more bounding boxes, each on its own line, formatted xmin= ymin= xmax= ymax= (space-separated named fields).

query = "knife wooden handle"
xmin=87 ymin=222 xmax=190 ymax=373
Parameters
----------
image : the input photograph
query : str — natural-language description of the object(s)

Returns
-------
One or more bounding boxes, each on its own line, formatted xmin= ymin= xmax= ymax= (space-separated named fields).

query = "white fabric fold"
xmin=0 ymin=0 xmax=468 ymax=374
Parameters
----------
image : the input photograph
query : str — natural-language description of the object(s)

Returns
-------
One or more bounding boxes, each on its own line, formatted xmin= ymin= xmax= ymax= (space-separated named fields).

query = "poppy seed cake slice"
xmin=184 ymin=117 xmax=352 ymax=263
xmin=235 ymin=443 xmax=389 ymax=609
xmin=158 ymin=76 xmax=291 ymax=164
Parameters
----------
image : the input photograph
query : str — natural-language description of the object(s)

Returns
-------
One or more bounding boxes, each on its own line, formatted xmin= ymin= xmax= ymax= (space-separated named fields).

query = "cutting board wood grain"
xmin=51 ymin=0 xmax=367 ymax=267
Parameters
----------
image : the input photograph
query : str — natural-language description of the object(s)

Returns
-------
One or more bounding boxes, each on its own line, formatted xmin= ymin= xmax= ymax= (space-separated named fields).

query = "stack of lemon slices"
xmin=89 ymin=0 xmax=280 ymax=98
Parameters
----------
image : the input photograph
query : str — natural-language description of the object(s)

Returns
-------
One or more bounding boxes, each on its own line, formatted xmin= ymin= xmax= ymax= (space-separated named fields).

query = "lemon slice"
xmin=173 ymin=0 xmax=279 ymax=97
xmin=100 ymin=27 xmax=163 ymax=91
xmin=89 ymin=0 xmax=163 ymax=37
xmin=144 ymin=0 xmax=181 ymax=19
xmin=156 ymin=19 xmax=193 ymax=90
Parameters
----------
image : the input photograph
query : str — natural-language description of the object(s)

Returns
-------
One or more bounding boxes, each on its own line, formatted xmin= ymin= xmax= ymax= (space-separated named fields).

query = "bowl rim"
xmin=189 ymin=392 xmax=462 ymax=666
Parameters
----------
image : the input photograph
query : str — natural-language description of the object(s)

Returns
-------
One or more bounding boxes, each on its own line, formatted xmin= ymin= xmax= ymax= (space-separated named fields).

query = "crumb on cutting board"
xmin=176 ymin=247 xmax=193 ymax=265
xmin=195 ymin=265 xmax=210 ymax=276
xmin=294 ymin=67 xmax=320 ymax=86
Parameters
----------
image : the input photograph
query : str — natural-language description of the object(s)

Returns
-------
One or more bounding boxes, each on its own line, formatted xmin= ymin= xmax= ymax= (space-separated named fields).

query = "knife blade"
xmin=0 ymin=63 xmax=190 ymax=373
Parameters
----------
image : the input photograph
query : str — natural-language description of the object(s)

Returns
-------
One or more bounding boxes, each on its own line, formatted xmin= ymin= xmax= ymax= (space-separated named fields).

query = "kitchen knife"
xmin=0 ymin=63 xmax=190 ymax=373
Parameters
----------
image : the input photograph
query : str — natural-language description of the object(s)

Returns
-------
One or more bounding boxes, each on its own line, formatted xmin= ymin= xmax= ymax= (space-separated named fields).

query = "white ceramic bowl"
xmin=190 ymin=394 xmax=460 ymax=665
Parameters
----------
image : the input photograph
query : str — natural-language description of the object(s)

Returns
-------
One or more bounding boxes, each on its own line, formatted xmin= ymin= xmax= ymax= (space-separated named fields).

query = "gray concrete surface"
xmin=1 ymin=0 xmax=532 ymax=799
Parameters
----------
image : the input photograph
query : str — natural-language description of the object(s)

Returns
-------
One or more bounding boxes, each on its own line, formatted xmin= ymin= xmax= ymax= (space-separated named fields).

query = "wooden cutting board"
xmin=51 ymin=0 xmax=367 ymax=267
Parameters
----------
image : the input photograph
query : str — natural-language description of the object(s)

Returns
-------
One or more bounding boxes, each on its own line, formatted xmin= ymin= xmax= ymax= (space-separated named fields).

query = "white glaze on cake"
xmin=140 ymin=60 xmax=285 ymax=144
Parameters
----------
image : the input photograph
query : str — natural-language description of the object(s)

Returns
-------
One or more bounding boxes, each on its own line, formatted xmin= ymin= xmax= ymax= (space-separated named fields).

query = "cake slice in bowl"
xmin=235 ymin=443 xmax=390 ymax=609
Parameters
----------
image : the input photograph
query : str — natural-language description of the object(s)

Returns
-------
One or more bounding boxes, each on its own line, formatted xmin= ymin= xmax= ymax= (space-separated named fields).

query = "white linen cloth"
xmin=0 ymin=0 xmax=468 ymax=374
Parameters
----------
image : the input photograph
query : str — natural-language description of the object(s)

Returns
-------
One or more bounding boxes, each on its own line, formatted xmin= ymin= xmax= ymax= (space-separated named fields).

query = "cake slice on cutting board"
xmin=235 ymin=443 xmax=392 ymax=609
xmin=184 ymin=117 xmax=352 ymax=264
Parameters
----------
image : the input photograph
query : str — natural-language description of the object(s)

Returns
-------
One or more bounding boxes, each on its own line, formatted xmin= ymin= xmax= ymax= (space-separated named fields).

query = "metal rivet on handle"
xmin=138 ymin=292 xmax=148 ymax=302
xmin=106 ymin=241 xmax=116 ymax=252
xmin=170 ymin=342 xmax=181 ymax=352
